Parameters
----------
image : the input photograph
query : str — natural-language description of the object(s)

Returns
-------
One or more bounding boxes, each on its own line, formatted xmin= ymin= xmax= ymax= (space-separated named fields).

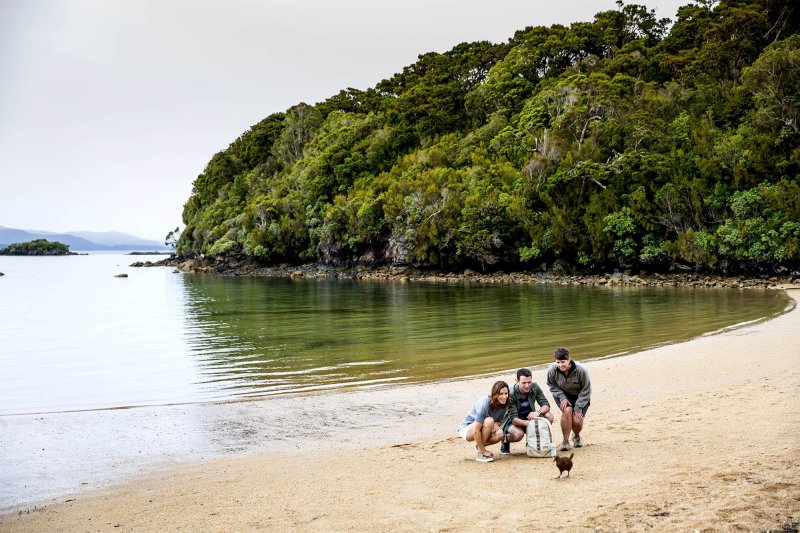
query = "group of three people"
xmin=458 ymin=347 xmax=592 ymax=462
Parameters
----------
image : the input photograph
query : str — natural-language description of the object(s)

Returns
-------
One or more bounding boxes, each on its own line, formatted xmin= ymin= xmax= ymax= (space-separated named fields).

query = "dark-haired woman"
xmin=458 ymin=381 xmax=510 ymax=462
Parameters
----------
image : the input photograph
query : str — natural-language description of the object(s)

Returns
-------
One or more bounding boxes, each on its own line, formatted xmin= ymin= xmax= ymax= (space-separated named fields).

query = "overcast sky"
xmin=1 ymin=0 xmax=685 ymax=241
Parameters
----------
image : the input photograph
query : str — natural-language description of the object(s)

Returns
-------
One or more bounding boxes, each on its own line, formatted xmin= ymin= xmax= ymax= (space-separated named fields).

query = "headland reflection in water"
xmin=0 ymin=252 xmax=790 ymax=416
xmin=181 ymin=275 xmax=790 ymax=399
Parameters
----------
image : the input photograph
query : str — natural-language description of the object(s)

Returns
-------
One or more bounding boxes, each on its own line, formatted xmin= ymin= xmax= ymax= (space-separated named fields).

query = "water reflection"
xmin=180 ymin=276 xmax=790 ymax=398
xmin=0 ymin=264 xmax=792 ymax=509
xmin=2 ymin=253 xmax=786 ymax=416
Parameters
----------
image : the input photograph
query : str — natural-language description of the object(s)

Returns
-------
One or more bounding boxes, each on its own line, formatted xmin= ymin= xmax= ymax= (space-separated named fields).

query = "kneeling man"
xmin=500 ymin=368 xmax=554 ymax=454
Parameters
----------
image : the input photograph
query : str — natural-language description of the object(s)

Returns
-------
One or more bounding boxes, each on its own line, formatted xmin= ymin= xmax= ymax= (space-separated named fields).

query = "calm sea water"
xmin=0 ymin=253 xmax=790 ymax=416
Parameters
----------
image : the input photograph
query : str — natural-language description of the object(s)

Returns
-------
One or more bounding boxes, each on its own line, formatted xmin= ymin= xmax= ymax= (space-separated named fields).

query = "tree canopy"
xmin=178 ymin=0 xmax=800 ymax=274
xmin=0 ymin=239 xmax=72 ymax=256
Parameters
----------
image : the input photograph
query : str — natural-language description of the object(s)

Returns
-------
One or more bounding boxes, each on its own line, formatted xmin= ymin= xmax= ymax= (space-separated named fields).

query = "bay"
xmin=0 ymin=253 xmax=790 ymax=416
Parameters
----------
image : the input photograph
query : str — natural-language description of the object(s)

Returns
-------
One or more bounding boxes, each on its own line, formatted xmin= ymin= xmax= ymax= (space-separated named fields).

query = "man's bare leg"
xmin=571 ymin=412 xmax=584 ymax=446
xmin=507 ymin=425 xmax=525 ymax=443
xmin=560 ymin=406 xmax=573 ymax=449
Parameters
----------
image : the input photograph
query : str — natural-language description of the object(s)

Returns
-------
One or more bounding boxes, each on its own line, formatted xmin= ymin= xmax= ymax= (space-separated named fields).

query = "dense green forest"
xmin=0 ymin=239 xmax=71 ymax=256
xmin=178 ymin=0 xmax=800 ymax=274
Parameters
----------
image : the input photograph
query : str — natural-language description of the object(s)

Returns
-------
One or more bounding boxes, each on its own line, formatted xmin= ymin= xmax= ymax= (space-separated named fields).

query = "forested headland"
xmin=177 ymin=0 xmax=800 ymax=275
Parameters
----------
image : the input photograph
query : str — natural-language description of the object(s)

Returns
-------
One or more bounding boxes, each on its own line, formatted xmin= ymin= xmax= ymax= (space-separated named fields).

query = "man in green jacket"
xmin=547 ymin=347 xmax=592 ymax=451
xmin=500 ymin=368 xmax=554 ymax=455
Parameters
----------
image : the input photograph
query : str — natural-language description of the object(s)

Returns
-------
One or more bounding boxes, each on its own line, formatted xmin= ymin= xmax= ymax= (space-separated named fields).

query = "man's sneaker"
xmin=500 ymin=439 xmax=511 ymax=455
xmin=572 ymin=434 xmax=583 ymax=448
xmin=475 ymin=454 xmax=494 ymax=463
xmin=559 ymin=440 xmax=570 ymax=451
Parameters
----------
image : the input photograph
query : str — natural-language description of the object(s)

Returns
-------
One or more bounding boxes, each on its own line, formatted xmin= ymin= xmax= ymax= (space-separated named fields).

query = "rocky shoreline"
xmin=130 ymin=255 xmax=800 ymax=290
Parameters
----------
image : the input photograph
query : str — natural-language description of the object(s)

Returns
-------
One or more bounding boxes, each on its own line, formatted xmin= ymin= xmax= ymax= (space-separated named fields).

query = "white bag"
xmin=526 ymin=417 xmax=556 ymax=458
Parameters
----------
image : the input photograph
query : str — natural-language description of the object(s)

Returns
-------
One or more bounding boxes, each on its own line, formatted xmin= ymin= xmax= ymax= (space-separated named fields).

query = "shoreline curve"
xmin=2 ymin=289 xmax=799 ymax=531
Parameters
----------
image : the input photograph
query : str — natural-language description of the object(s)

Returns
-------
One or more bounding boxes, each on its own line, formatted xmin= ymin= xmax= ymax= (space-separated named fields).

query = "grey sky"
xmin=1 ymin=0 xmax=685 ymax=241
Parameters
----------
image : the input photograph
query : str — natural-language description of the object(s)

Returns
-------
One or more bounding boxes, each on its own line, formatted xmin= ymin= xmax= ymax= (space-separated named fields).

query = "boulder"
xmin=358 ymin=249 xmax=376 ymax=265
xmin=385 ymin=233 xmax=411 ymax=265
xmin=550 ymin=259 xmax=571 ymax=276
xmin=177 ymin=260 xmax=213 ymax=273
xmin=316 ymin=242 xmax=350 ymax=266
xmin=114 ymin=273 xmax=128 ymax=278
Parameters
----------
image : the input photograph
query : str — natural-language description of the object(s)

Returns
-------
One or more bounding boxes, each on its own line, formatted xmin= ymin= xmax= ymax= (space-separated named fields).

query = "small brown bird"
xmin=554 ymin=453 xmax=574 ymax=478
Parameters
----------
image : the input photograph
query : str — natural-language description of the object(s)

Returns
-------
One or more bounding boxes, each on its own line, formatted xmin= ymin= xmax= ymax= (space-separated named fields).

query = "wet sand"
xmin=3 ymin=289 xmax=799 ymax=532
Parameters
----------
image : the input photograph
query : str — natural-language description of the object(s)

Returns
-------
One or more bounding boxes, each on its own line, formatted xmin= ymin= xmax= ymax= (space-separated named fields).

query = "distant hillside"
xmin=0 ymin=226 xmax=170 ymax=251
xmin=68 ymin=230 xmax=166 ymax=248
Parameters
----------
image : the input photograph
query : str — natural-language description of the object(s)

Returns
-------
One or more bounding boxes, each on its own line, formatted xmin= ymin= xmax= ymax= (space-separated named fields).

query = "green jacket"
xmin=502 ymin=382 xmax=550 ymax=432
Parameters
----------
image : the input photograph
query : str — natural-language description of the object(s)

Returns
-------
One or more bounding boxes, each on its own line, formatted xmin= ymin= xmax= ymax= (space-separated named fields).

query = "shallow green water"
xmin=0 ymin=253 xmax=790 ymax=415
xmin=181 ymin=275 xmax=790 ymax=397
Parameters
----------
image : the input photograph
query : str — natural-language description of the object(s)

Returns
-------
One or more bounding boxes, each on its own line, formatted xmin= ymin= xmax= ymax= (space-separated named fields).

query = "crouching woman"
xmin=458 ymin=381 xmax=510 ymax=462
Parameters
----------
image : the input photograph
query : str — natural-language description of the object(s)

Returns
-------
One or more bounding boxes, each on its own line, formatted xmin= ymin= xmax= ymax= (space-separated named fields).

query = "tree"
xmin=0 ymin=239 xmax=71 ymax=256
xmin=165 ymin=227 xmax=181 ymax=248
xmin=741 ymin=34 xmax=800 ymax=137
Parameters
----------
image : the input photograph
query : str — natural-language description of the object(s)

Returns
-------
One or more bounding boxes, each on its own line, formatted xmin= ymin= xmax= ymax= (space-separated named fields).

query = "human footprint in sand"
xmin=458 ymin=381 xmax=509 ymax=462
xmin=547 ymin=347 xmax=592 ymax=451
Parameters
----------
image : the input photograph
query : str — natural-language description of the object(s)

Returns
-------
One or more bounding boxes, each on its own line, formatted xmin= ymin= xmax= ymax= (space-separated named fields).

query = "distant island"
xmin=0 ymin=239 xmax=74 ymax=256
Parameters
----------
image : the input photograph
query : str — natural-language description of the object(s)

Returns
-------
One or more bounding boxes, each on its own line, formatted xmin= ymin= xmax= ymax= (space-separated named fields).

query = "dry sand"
xmin=3 ymin=289 xmax=799 ymax=532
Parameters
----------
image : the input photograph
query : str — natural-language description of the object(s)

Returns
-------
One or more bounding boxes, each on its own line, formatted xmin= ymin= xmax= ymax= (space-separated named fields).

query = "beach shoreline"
xmin=3 ymin=289 xmax=799 ymax=531
xmin=136 ymin=254 xmax=799 ymax=290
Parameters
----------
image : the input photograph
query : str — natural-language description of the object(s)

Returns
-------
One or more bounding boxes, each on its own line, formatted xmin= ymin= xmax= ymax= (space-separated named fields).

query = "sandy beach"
xmin=3 ymin=288 xmax=799 ymax=532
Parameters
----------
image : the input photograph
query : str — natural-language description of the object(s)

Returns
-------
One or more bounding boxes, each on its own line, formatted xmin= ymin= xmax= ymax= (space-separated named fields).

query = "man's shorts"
xmin=458 ymin=426 xmax=470 ymax=441
xmin=560 ymin=393 xmax=590 ymax=416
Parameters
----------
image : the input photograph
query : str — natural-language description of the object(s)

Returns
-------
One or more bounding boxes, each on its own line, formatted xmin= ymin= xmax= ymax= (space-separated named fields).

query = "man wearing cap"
xmin=547 ymin=347 xmax=592 ymax=451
